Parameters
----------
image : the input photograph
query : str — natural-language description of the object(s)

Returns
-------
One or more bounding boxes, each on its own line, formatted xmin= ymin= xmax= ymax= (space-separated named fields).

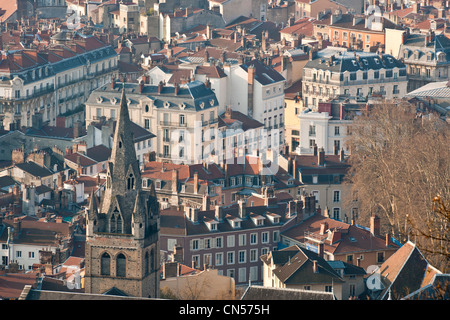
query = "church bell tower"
xmin=84 ymin=85 xmax=160 ymax=298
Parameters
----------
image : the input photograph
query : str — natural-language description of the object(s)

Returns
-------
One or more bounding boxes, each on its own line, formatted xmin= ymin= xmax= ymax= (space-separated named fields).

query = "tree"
xmin=344 ymin=102 xmax=449 ymax=272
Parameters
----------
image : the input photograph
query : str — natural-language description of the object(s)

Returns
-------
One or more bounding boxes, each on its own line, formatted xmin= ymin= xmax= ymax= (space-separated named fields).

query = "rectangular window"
xmin=250 ymin=249 xmax=258 ymax=262
xmin=216 ymin=237 xmax=223 ymax=248
xmin=238 ymin=267 xmax=246 ymax=283
xmin=262 ymin=232 xmax=269 ymax=244
xmin=239 ymin=234 xmax=246 ymax=246
xmin=333 ymin=191 xmax=340 ymax=202
xmin=333 ymin=208 xmax=340 ymax=220
xmin=238 ymin=250 xmax=246 ymax=263
xmin=227 ymin=235 xmax=235 ymax=247
xmin=227 ymin=252 xmax=235 ymax=264
xmin=215 ymin=253 xmax=223 ymax=266
xmin=250 ymin=233 xmax=258 ymax=245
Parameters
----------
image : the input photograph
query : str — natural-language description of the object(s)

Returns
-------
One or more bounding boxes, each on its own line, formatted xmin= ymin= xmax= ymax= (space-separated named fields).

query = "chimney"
xmin=288 ymin=200 xmax=297 ymax=217
xmin=370 ymin=214 xmax=380 ymax=236
xmin=340 ymin=103 xmax=345 ymax=120
xmin=174 ymin=83 xmax=179 ymax=95
xmin=139 ymin=80 xmax=144 ymax=93
xmin=386 ymin=233 xmax=390 ymax=247
xmin=13 ymin=218 xmax=21 ymax=239
xmin=73 ymin=121 xmax=82 ymax=139
xmin=320 ymin=222 xmax=329 ymax=235
xmin=238 ymin=199 xmax=246 ymax=218
xmin=111 ymin=78 xmax=116 ymax=89
xmin=215 ymin=205 xmax=224 ymax=221
xmin=313 ymin=144 xmax=318 ymax=156
xmin=318 ymin=147 xmax=325 ymax=166
xmin=330 ymin=229 xmax=341 ymax=243
xmin=339 ymin=148 xmax=345 ymax=162
xmin=158 ymin=81 xmax=164 ymax=93
xmin=312 ymin=260 xmax=318 ymax=273
xmin=202 ymin=192 xmax=210 ymax=211
xmin=318 ymin=243 xmax=324 ymax=259
xmin=172 ymin=169 xmax=178 ymax=193
xmin=193 ymin=170 xmax=198 ymax=194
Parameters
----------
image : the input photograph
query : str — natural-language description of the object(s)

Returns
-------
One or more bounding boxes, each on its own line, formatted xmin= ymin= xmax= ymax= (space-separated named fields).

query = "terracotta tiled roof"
xmin=0 ymin=273 xmax=39 ymax=299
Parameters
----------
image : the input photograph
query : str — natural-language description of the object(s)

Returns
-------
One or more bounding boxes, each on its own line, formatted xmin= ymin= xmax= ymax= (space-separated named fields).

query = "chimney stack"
xmin=312 ymin=260 xmax=318 ymax=273
xmin=370 ymin=214 xmax=380 ymax=236
xmin=238 ymin=199 xmax=246 ymax=218
xmin=318 ymin=243 xmax=324 ymax=259
xmin=172 ymin=169 xmax=178 ymax=193
xmin=318 ymin=147 xmax=325 ymax=166
xmin=193 ymin=170 xmax=198 ymax=194
xmin=320 ymin=221 xmax=329 ymax=235
xmin=215 ymin=205 xmax=224 ymax=221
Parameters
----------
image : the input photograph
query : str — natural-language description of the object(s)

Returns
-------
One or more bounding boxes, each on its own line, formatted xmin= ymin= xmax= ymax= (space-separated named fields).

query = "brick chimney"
xmin=158 ymin=81 xmax=164 ymax=93
xmin=172 ymin=169 xmax=178 ymax=193
xmin=320 ymin=221 xmax=329 ymax=235
xmin=312 ymin=260 xmax=318 ymax=273
xmin=215 ymin=205 xmax=224 ymax=221
xmin=370 ymin=214 xmax=380 ymax=236
xmin=318 ymin=243 xmax=324 ymax=259
xmin=238 ymin=199 xmax=246 ymax=218
xmin=318 ymin=147 xmax=325 ymax=166
xmin=193 ymin=170 xmax=198 ymax=194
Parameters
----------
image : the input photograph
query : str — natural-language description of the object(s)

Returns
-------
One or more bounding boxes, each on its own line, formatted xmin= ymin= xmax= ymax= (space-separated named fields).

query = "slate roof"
xmin=377 ymin=241 xmax=442 ymax=300
xmin=241 ymin=59 xmax=285 ymax=85
xmin=260 ymin=245 xmax=345 ymax=285
xmin=281 ymin=214 xmax=399 ymax=256
xmin=405 ymin=81 xmax=450 ymax=98
xmin=160 ymin=200 xmax=291 ymax=237
xmin=15 ymin=161 xmax=54 ymax=178
xmin=88 ymin=80 xmax=218 ymax=112
xmin=305 ymin=49 xmax=406 ymax=73
xmin=241 ymin=285 xmax=335 ymax=300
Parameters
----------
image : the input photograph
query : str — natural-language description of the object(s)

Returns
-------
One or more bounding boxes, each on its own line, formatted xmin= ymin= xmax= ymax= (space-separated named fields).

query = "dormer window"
xmin=155 ymin=180 xmax=161 ymax=189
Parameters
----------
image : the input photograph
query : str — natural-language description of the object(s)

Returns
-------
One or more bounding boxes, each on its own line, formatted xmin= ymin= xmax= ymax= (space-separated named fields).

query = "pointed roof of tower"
xmin=87 ymin=190 xmax=99 ymax=219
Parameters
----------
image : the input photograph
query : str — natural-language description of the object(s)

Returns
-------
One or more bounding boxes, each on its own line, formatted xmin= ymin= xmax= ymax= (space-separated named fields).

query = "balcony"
xmin=159 ymin=121 xmax=187 ymax=127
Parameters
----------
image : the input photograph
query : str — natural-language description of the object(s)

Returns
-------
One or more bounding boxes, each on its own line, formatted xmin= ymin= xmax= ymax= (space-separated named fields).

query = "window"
xmin=101 ymin=253 xmax=111 ymax=275
xmin=377 ymin=252 xmax=385 ymax=263
xmin=127 ymin=173 xmax=135 ymax=190
xmin=28 ymin=252 xmax=34 ymax=258
xmin=238 ymin=250 xmax=246 ymax=263
xmin=227 ymin=252 xmax=235 ymax=264
xmin=333 ymin=208 xmax=340 ymax=220
xmin=179 ymin=114 xmax=185 ymax=125
xmin=192 ymin=255 xmax=200 ymax=268
xmin=262 ymin=232 xmax=269 ymax=243
xmin=309 ymin=125 xmax=316 ymax=136
xmin=144 ymin=119 xmax=150 ymax=129
xmin=347 ymin=254 xmax=353 ymax=264
xmin=250 ymin=249 xmax=258 ymax=262
xmin=325 ymin=286 xmax=333 ymax=292
xmin=273 ymin=231 xmax=280 ymax=242
xmin=334 ymin=126 xmax=340 ymax=136
xmin=216 ymin=253 xmax=223 ymax=266
xmin=238 ymin=267 xmax=246 ymax=283
xmin=333 ymin=191 xmax=340 ymax=202
xmin=116 ymin=253 xmax=126 ymax=277
xmin=216 ymin=237 xmax=223 ymax=248
xmin=192 ymin=239 xmax=199 ymax=250
xmin=239 ymin=234 xmax=246 ymax=246
xmin=227 ymin=235 xmax=235 ymax=247
xmin=250 ymin=233 xmax=258 ymax=245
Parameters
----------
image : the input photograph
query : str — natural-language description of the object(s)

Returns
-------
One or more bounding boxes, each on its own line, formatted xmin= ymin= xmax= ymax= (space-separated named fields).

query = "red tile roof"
xmin=0 ymin=272 xmax=39 ymax=299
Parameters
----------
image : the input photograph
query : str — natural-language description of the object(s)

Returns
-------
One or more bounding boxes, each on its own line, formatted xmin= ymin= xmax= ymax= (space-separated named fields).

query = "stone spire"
xmin=100 ymin=85 xmax=141 ymax=219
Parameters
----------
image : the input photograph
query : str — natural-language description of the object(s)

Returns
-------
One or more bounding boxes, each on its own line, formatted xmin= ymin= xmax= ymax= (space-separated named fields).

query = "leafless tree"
xmin=344 ymin=101 xmax=450 ymax=272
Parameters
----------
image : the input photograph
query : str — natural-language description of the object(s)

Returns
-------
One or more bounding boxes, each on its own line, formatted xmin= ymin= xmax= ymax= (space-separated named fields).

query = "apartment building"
xmin=295 ymin=101 xmax=366 ymax=155
xmin=397 ymin=33 xmax=450 ymax=92
xmin=0 ymin=216 xmax=74 ymax=272
xmin=85 ymin=80 xmax=220 ymax=164
xmin=281 ymin=149 xmax=355 ymax=222
xmin=141 ymin=155 xmax=303 ymax=209
xmin=159 ymin=189 xmax=317 ymax=286
xmin=302 ymin=47 xmax=408 ymax=110
xmin=0 ymin=32 xmax=118 ymax=131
